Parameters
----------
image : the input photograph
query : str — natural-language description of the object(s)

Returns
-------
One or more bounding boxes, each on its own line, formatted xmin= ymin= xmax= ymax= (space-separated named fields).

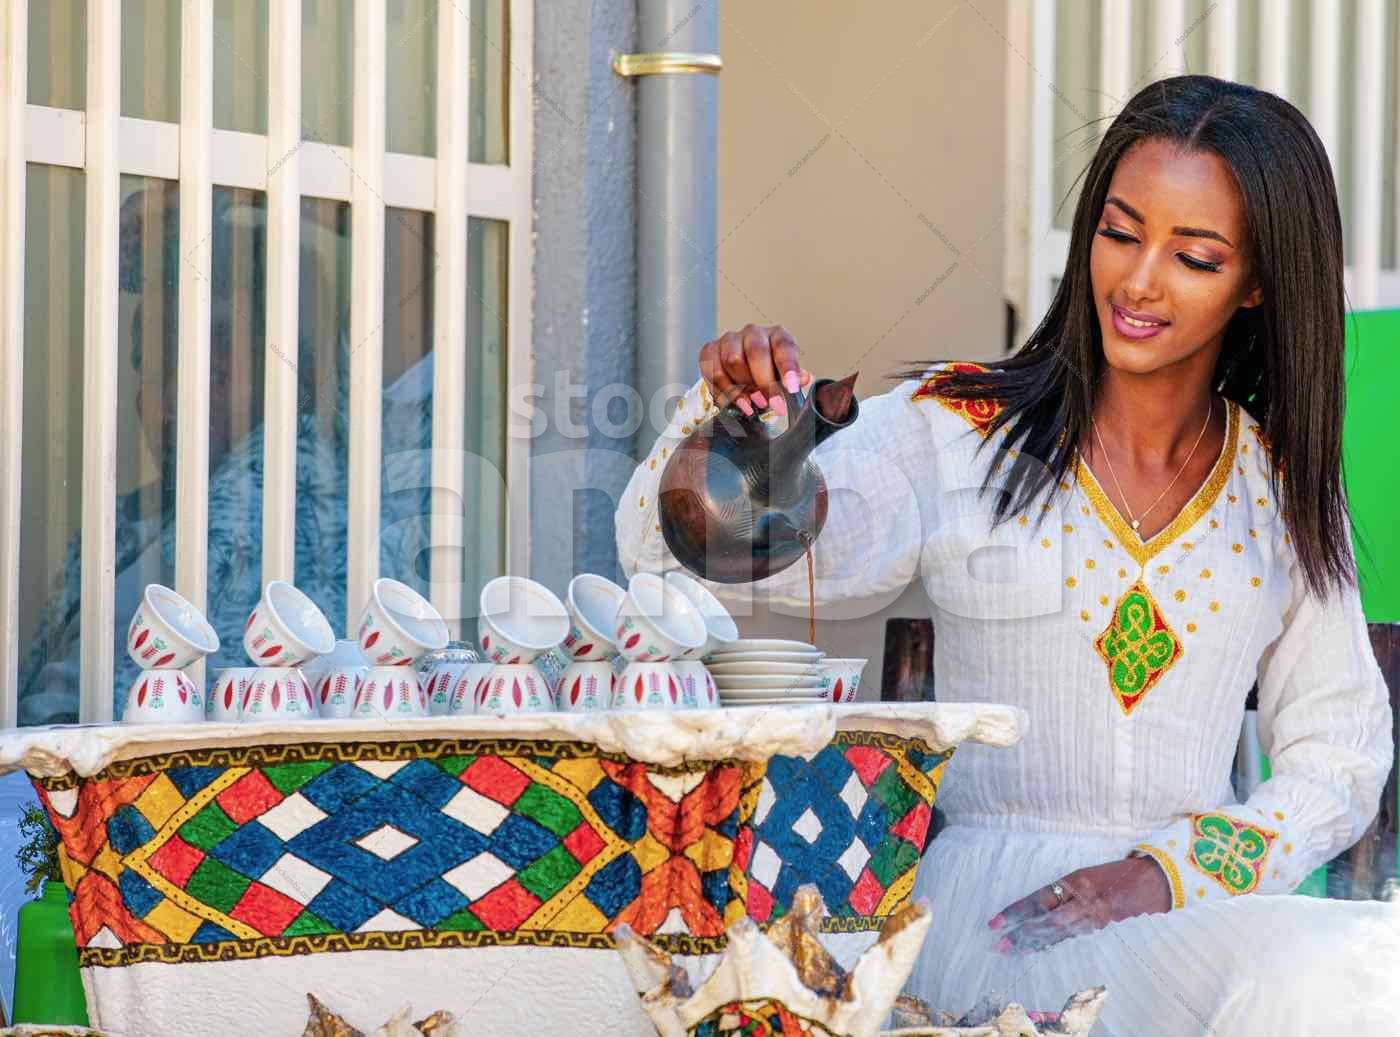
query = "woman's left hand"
xmin=986 ymin=857 xmax=1173 ymax=956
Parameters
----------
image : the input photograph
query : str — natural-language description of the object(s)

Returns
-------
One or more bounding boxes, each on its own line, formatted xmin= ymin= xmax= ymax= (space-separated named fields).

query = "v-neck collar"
xmin=1074 ymin=398 xmax=1239 ymax=570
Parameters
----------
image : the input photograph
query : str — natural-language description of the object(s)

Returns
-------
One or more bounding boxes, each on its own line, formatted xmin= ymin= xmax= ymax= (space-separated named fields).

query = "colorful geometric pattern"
xmin=32 ymin=731 xmax=946 ymax=970
xmin=1186 ymin=812 xmax=1276 ymax=896
xmin=1093 ymin=580 xmax=1183 ymax=715
xmin=691 ymin=998 xmax=838 ymax=1036
xmin=910 ymin=361 xmax=1003 ymax=437
xmin=33 ymin=738 xmax=761 ymax=966
xmin=740 ymin=732 xmax=950 ymax=932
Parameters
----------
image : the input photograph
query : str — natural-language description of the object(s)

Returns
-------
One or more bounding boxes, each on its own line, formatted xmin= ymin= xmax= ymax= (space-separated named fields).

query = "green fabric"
xmin=1343 ymin=308 xmax=1400 ymax=622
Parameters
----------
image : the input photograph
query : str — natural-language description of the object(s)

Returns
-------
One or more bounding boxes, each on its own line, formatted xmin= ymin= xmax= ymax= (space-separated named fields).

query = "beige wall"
xmin=714 ymin=0 xmax=1010 ymax=697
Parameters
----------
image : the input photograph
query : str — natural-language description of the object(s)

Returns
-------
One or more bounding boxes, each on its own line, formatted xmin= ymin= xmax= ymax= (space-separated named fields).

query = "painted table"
xmin=0 ymin=703 xmax=1023 ymax=1036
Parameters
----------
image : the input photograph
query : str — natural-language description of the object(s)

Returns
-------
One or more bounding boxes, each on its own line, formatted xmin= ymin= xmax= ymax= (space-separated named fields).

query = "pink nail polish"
xmin=736 ymin=397 xmax=754 ymax=416
xmin=988 ymin=915 xmax=1004 ymax=931
xmin=783 ymin=371 xmax=800 ymax=393
xmin=750 ymin=390 xmax=767 ymax=408
xmin=994 ymin=937 xmax=1013 ymax=955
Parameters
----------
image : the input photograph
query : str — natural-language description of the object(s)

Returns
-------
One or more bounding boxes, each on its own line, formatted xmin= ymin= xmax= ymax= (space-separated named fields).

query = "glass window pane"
xmin=380 ymin=210 xmax=435 ymax=596
xmin=387 ymin=0 xmax=437 ymax=156
xmin=17 ymin=165 xmax=85 ymax=727
xmin=27 ymin=0 xmax=86 ymax=109
xmin=122 ymin=0 xmax=182 ymax=123
xmin=295 ymin=198 xmax=352 ymax=631
xmin=464 ymin=217 xmax=508 ymax=622
xmin=214 ymin=0 xmax=269 ymax=134
xmin=303 ymin=0 xmax=353 ymax=146
xmin=205 ymin=188 xmax=268 ymax=674
xmin=113 ymin=176 xmax=180 ymax=713
xmin=469 ymin=0 xmax=509 ymax=164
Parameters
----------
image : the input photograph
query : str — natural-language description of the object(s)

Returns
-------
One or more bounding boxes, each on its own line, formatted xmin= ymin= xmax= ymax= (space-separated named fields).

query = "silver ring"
xmin=1049 ymin=882 xmax=1068 ymax=908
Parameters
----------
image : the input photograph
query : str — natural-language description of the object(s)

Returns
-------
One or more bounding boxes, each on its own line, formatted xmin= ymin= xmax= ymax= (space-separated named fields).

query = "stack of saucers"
xmin=705 ymin=638 xmax=826 ymax=706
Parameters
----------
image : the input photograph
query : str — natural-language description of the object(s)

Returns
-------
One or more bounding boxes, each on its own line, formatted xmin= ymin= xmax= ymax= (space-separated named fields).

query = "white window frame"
xmin=1006 ymin=0 xmax=1400 ymax=334
xmin=0 ymin=0 xmax=534 ymax=723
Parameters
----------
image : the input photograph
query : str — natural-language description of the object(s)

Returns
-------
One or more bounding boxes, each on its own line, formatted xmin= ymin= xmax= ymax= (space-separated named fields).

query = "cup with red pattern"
xmin=447 ymin=662 xmax=494 ymax=716
xmin=208 ymin=667 xmax=257 ymax=722
xmin=662 ymin=571 xmax=739 ymax=660
xmin=560 ymin=574 xmax=626 ymax=662
xmin=556 ymin=660 xmax=616 ymax=713
xmin=127 ymin=584 xmax=220 ymax=670
xmin=357 ymin=578 xmax=449 ymax=668
xmin=672 ymin=659 xmax=717 ymax=709
xmin=244 ymin=581 xmax=336 ymax=668
xmin=313 ymin=666 xmax=366 ymax=720
xmin=613 ymin=572 xmax=707 ymax=664
xmin=475 ymin=663 xmax=555 ymax=714
xmin=817 ymin=657 xmax=867 ymax=704
xmin=123 ymin=668 xmax=204 ymax=724
xmin=614 ymin=661 xmax=685 ymax=711
xmin=353 ymin=665 xmax=428 ymax=720
xmin=239 ymin=667 xmax=317 ymax=721
xmin=301 ymin=640 xmax=368 ymax=720
xmin=476 ymin=576 xmax=569 ymax=665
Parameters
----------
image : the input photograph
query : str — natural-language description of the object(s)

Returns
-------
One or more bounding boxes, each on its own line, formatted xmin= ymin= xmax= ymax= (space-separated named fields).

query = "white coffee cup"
xmin=614 ymin=660 xmax=684 ymax=711
xmin=556 ymin=660 xmax=616 ymax=713
xmin=241 ymin=667 xmax=317 ymax=722
xmin=613 ymin=573 xmax=707 ymax=663
xmin=208 ymin=667 xmax=257 ymax=722
xmin=476 ymin=663 xmax=555 ymax=714
xmin=127 ymin=584 xmax=220 ymax=670
xmin=123 ymin=669 xmax=203 ymax=724
xmin=354 ymin=665 xmax=429 ymax=720
xmin=477 ymin=576 xmax=570 ymax=665
xmin=244 ymin=581 xmax=336 ymax=667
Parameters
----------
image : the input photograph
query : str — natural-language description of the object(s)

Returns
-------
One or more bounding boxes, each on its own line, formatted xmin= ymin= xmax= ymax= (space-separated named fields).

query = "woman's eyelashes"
xmin=1096 ymin=228 xmax=1222 ymax=273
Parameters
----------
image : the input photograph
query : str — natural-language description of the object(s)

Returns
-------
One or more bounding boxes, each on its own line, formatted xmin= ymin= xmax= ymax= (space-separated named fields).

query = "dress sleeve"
xmin=614 ymin=376 xmax=937 ymax=613
xmin=1131 ymin=537 xmax=1393 ymax=908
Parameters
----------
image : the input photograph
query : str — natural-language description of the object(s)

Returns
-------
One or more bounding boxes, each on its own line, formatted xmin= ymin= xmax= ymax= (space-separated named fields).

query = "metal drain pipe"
xmin=614 ymin=1 xmax=721 ymax=453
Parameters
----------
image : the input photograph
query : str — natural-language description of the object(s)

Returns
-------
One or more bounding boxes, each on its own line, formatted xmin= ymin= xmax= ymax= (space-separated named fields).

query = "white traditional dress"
xmin=615 ymin=364 xmax=1400 ymax=1035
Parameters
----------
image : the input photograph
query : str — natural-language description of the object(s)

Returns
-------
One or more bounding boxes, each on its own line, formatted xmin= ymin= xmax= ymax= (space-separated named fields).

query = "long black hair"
xmin=901 ymin=74 xmax=1355 ymax=599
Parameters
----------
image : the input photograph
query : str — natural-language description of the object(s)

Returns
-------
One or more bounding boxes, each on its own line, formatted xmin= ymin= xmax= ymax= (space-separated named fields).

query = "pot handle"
xmin=776 ymin=380 xmax=807 ymax=420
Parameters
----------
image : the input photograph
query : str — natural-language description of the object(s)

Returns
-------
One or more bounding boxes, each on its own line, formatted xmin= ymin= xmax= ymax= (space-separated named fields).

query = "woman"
xmin=616 ymin=75 xmax=1399 ymax=1034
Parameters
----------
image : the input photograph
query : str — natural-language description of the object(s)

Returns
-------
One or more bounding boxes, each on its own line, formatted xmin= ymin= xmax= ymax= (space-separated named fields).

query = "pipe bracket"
xmin=612 ymin=51 xmax=723 ymax=77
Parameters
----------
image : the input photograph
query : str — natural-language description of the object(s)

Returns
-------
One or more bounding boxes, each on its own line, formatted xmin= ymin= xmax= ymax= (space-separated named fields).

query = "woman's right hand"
xmin=699 ymin=323 xmax=813 ymax=417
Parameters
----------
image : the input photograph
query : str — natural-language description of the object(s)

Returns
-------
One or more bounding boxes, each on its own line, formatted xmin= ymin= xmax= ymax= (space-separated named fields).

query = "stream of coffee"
xmin=806 ymin=546 xmax=815 ymax=648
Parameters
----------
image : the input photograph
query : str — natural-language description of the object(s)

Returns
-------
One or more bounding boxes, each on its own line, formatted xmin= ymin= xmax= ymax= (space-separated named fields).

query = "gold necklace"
xmin=1090 ymin=398 xmax=1213 ymax=538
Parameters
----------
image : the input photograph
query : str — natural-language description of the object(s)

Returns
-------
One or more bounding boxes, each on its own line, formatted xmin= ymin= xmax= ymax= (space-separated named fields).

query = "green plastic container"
xmin=12 ymin=880 xmax=88 ymax=1025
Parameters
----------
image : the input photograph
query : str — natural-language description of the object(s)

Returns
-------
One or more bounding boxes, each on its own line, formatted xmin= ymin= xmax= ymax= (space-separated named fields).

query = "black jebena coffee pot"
xmin=657 ymin=375 xmax=860 ymax=584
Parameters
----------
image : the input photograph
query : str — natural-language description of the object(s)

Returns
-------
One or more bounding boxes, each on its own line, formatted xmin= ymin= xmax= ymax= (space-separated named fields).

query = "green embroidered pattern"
xmin=1093 ymin=581 xmax=1182 ymax=715
xmin=1187 ymin=813 xmax=1276 ymax=895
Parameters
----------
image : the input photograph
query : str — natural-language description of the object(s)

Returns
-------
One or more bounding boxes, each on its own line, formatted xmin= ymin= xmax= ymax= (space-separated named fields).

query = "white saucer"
xmin=712 ymin=675 xmax=824 ymax=690
xmin=707 ymin=661 xmax=822 ymax=677
xmin=704 ymin=650 xmax=824 ymax=665
xmin=717 ymin=685 xmax=828 ymax=700
xmin=714 ymin=638 xmax=818 ymax=654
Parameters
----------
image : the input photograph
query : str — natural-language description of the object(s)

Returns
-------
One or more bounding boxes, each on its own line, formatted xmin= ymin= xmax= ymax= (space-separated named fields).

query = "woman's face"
xmin=1090 ymin=137 xmax=1263 ymax=378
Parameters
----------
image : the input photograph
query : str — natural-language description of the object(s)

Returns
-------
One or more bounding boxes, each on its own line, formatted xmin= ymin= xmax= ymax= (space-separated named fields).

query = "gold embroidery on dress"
xmin=910 ymin=362 xmax=1004 ymax=437
xmin=1075 ymin=400 xmax=1239 ymax=569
